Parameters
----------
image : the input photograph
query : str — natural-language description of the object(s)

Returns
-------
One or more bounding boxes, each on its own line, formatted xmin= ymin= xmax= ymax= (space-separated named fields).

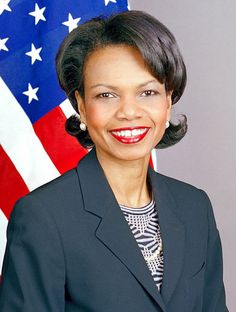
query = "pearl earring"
xmin=165 ymin=121 xmax=170 ymax=129
xmin=80 ymin=122 xmax=86 ymax=131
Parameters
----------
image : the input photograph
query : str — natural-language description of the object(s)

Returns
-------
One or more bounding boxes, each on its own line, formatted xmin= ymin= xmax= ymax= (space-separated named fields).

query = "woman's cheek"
xmin=85 ymin=103 xmax=109 ymax=128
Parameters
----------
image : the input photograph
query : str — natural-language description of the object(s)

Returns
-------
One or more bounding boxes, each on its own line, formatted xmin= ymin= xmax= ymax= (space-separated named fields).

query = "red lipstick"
xmin=109 ymin=127 xmax=150 ymax=144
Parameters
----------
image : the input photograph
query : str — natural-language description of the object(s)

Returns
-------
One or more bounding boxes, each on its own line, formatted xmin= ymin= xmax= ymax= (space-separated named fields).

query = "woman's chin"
xmin=97 ymin=145 xmax=152 ymax=164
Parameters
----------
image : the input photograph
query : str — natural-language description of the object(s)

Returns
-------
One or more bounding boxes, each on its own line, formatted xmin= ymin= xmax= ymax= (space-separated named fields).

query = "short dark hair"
xmin=56 ymin=10 xmax=187 ymax=149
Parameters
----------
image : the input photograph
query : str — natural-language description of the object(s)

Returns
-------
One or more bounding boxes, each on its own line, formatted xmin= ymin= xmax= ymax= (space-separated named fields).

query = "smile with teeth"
xmin=112 ymin=128 xmax=147 ymax=137
xmin=110 ymin=127 xmax=150 ymax=144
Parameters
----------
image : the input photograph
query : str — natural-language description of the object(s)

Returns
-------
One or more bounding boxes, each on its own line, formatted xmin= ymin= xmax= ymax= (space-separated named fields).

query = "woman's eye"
xmin=97 ymin=92 xmax=114 ymax=98
xmin=142 ymin=90 xmax=157 ymax=96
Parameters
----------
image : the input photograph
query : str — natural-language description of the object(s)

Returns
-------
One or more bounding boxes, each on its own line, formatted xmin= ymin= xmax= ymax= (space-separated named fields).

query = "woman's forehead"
xmin=84 ymin=45 xmax=143 ymax=68
xmin=83 ymin=45 xmax=161 ymax=88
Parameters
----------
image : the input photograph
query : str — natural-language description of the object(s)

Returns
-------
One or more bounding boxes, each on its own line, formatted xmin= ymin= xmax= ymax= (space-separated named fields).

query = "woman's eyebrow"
xmin=138 ymin=79 xmax=159 ymax=88
xmin=89 ymin=83 xmax=118 ymax=90
xmin=90 ymin=80 xmax=159 ymax=90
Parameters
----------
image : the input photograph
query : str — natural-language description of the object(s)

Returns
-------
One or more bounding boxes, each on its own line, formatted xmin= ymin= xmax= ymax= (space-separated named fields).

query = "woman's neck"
xmin=96 ymin=151 xmax=151 ymax=208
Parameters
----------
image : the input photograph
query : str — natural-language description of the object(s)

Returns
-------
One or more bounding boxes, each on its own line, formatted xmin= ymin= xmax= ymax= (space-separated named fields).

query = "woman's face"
xmin=76 ymin=45 xmax=172 ymax=163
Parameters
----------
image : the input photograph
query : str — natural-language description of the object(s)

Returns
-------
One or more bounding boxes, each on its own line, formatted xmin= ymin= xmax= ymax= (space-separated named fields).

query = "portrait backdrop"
xmin=129 ymin=0 xmax=236 ymax=310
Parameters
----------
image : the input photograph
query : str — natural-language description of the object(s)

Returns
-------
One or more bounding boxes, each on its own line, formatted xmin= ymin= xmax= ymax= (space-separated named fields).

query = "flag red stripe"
xmin=149 ymin=156 xmax=154 ymax=169
xmin=0 ymin=146 xmax=29 ymax=219
xmin=33 ymin=107 xmax=87 ymax=175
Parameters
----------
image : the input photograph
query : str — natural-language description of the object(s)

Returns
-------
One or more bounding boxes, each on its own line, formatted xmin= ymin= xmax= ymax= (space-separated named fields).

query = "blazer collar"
xmin=148 ymin=168 xmax=185 ymax=304
xmin=77 ymin=149 xmax=185 ymax=309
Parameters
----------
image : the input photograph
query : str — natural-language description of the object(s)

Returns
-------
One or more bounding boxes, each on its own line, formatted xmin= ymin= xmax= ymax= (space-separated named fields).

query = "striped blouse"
xmin=120 ymin=200 xmax=164 ymax=292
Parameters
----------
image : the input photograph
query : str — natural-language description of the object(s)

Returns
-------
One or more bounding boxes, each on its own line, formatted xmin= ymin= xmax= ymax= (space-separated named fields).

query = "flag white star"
xmin=25 ymin=43 xmax=42 ymax=64
xmin=29 ymin=3 xmax=46 ymax=25
xmin=0 ymin=37 xmax=9 ymax=51
xmin=62 ymin=13 xmax=81 ymax=32
xmin=0 ymin=0 xmax=11 ymax=15
xmin=23 ymin=83 xmax=39 ymax=104
xmin=104 ymin=0 xmax=117 ymax=6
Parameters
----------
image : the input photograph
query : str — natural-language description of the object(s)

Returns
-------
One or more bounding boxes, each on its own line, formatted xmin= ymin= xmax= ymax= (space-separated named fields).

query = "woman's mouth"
xmin=109 ymin=127 xmax=150 ymax=144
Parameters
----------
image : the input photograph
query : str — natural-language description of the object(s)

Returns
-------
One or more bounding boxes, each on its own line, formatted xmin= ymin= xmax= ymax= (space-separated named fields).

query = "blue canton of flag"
xmin=0 ymin=0 xmax=129 ymax=123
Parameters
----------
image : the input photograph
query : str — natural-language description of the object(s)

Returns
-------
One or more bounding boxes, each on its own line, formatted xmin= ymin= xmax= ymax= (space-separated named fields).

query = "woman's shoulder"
xmin=152 ymin=171 xmax=216 ymax=229
xmin=155 ymin=171 xmax=207 ymax=196
xmin=27 ymin=167 xmax=79 ymax=200
xmin=11 ymin=167 xmax=82 ymax=222
xmin=153 ymin=171 xmax=212 ymax=212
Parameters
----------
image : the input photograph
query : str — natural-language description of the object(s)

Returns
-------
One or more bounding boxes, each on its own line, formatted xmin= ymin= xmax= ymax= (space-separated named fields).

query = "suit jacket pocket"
xmin=185 ymin=262 xmax=205 ymax=312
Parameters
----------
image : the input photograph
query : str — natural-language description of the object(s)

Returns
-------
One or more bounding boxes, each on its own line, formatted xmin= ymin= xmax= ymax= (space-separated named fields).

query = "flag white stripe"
xmin=151 ymin=149 xmax=158 ymax=172
xmin=0 ymin=210 xmax=8 ymax=272
xmin=59 ymin=98 xmax=77 ymax=119
xmin=127 ymin=0 xmax=130 ymax=10
xmin=0 ymin=77 xmax=60 ymax=191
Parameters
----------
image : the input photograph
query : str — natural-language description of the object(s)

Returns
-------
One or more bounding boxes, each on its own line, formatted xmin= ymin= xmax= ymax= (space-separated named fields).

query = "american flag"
xmin=0 ymin=0 xmax=130 ymax=271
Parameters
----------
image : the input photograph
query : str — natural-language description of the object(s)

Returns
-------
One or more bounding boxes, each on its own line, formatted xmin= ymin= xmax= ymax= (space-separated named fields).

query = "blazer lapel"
xmin=149 ymin=168 xmax=185 ymax=304
xmin=77 ymin=149 xmax=167 ymax=312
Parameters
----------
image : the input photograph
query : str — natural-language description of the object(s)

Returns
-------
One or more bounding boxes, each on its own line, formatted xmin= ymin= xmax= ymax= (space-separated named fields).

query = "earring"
xmin=165 ymin=121 xmax=170 ymax=129
xmin=80 ymin=122 xmax=86 ymax=131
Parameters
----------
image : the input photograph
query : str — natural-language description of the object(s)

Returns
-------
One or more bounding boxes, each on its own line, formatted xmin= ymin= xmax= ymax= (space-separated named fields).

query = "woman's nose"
xmin=115 ymin=97 xmax=143 ymax=120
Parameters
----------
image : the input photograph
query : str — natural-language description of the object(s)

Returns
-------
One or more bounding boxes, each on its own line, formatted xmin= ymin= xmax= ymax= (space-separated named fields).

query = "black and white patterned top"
xmin=120 ymin=200 xmax=164 ymax=292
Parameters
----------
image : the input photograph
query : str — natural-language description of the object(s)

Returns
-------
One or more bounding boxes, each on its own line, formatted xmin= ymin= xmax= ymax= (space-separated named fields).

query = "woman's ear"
xmin=166 ymin=91 xmax=173 ymax=121
xmin=75 ymin=90 xmax=86 ymax=123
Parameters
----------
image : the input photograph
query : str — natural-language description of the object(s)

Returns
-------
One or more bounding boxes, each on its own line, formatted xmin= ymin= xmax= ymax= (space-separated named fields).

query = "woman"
xmin=0 ymin=10 xmax=228 ymax=312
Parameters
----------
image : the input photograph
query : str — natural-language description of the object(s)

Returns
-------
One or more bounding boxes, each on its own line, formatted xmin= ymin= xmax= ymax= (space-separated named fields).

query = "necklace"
xmin=143 ymin=238 xmax=163 ymax=262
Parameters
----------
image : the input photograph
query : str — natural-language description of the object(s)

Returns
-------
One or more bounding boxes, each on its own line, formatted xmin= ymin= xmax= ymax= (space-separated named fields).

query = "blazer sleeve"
xmin=201 ymin=191 xmax=228 ymax=312
xmin=0 ymin=195 xmax=65 ymax=312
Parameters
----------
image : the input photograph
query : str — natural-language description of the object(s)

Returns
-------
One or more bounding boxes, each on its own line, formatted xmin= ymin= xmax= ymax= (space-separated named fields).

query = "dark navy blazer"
xmin=0 ymin=149 xmax=228 ymax=311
